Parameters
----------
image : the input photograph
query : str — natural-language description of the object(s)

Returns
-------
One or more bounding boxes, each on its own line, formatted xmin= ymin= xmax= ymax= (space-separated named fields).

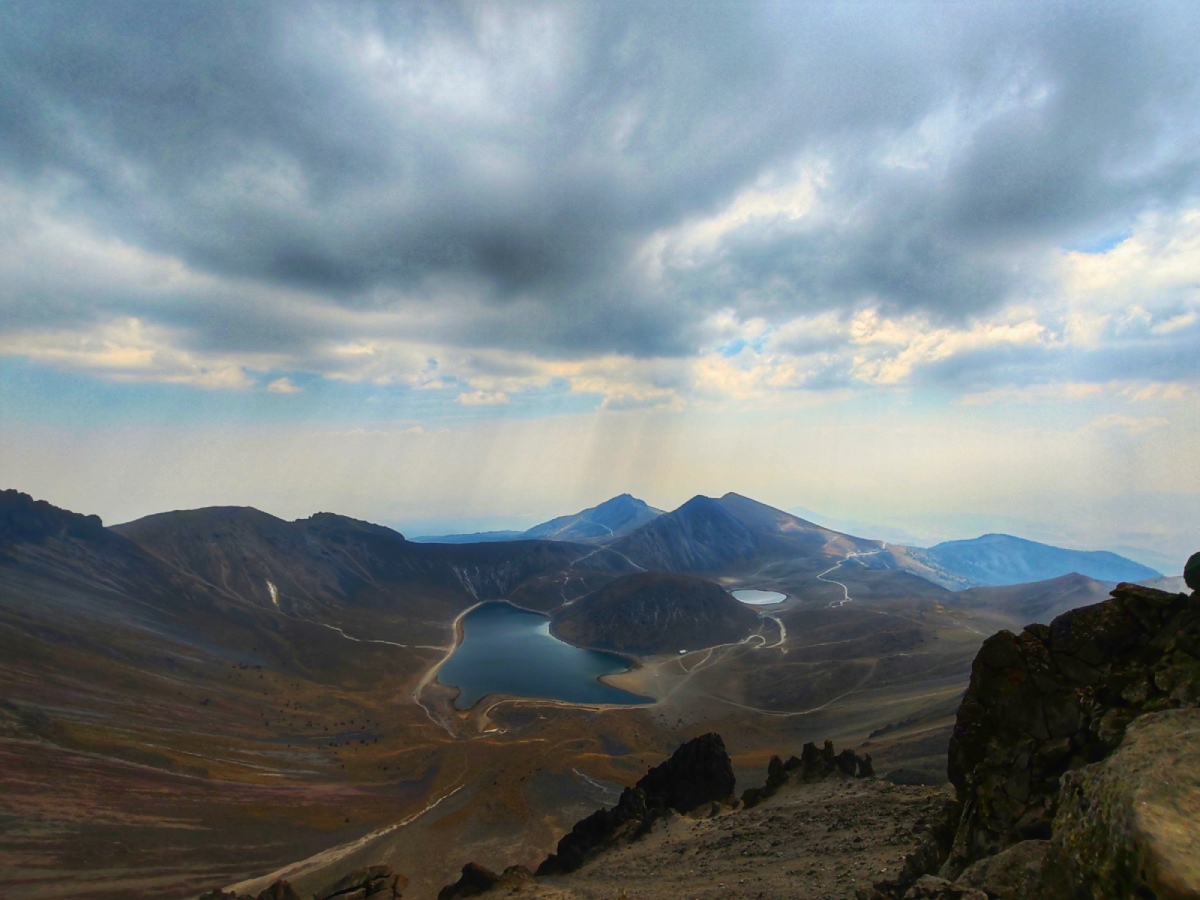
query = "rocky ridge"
xmin=437 ymin=732 xmax=879 ymax=898
xmin=943 ymin=581 xmax=1200 ymax=872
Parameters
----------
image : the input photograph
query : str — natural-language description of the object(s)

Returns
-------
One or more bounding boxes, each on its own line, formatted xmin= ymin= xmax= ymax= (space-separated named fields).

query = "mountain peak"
xmin=522 ymin=494 xmax=663 ymax=544
xmin=298 ymin=512 xmax=405 ymax=542
xmin=918 ymin=533 xmax=1160 ymax=587
xmin=0 ymin=489 xmax=108 ymax=546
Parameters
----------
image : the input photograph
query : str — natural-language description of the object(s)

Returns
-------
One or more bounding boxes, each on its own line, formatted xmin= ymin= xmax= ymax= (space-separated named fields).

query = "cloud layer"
xmin=1 ymin=0 xmax=1198 ymax=411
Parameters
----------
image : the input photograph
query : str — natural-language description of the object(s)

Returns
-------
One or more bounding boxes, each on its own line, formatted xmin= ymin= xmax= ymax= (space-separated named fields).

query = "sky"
xmin=1 ymin=1 xmax=1198 ymax=570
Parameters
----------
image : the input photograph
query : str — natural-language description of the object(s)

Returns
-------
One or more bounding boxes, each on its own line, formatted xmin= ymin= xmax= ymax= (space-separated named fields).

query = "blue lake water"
xmin=732 ymin=589 xmax=787 ymax=605
xmin=437 ymin=602 xmax=653 ymax=710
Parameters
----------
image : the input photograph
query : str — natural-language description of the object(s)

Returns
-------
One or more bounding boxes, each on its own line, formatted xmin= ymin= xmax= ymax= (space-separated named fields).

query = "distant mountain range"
xmin=413 ymin=493 xmax=1161 ymax=589
xmin=0 ymin=484 xmax=1182 ymax=896
xmin=412 ymin=494 xmax=663 ymax=544
xmin=904 ymin=533 xmax=1160 ymax=589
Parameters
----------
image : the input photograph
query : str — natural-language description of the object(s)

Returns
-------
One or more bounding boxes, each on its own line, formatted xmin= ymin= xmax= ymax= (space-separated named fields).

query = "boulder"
xmin=957 ymin=840 xmax=1047 ymax=899
xmin=1035 ymin=709 xmax=1200 ymax=899
xmin=942 ymin=582 xmax=1200 ymax=875
xmin=1186 ymin=551 xmax=1200 ymax=593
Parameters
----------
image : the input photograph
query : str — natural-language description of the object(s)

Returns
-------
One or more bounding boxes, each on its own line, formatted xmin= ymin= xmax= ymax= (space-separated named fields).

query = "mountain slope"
xmin=908 ymin=533 xmax=1160 ymax=588
xmin=409 ymin=530 xmax=525 ymax=544
xmin=414 ymin=495 xmax=664 ymax=545
xmin=551 ymin=572 xmax=761 ymax=655
xmin=523 ymin=494 xmax=664 ymax=543
xmin=609 ymin=492 xmax=882 ymax=576
xmin=114 ymin=506 xmax=631 ymax=621
xmin=949 ymin=572 xmax=1115 ymax=625
xmin=608 ymin=495 xmax=760 ymax=573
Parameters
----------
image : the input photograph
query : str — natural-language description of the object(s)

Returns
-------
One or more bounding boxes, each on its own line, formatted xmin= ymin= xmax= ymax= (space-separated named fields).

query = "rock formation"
xmin=313 ymin=866 xmax=407 ymax=899
xmin=437 ymin=863 xmax=533 ymax=899
xmin=942 ymin=581 xmax=1200 ymax=874
xmin=742 ymin=740 xmax=873 ymax=809
xmin=198 ymin=865 xmax=405 ymax=900
xmin=536 ymin=732 xmax=737 ymax=875
xmin=1035 ymin=708 xmax=1200 ymax=898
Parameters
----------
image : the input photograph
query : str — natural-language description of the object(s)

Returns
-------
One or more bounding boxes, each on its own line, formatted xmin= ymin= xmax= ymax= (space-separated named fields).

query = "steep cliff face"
xmin=942 ymin=582 xmax=1200 ymax=874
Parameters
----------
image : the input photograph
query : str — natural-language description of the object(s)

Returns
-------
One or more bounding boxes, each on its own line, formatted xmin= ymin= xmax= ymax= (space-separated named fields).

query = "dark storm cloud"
xmin=0 ymin=0 xmax=1198 ymax=360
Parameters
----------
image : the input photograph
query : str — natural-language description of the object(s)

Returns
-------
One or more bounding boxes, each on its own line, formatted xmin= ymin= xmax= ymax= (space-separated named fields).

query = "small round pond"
xmin=437 ymin=602 xmax=652 ymax=709
xmin=732 ymin=589 xmax=787 ymax=606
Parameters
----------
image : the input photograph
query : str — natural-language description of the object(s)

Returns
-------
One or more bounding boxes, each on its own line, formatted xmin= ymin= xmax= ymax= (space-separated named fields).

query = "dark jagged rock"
xmin=437 ymin=862 xmax=500 ymax=899
xmin=197 ymin=878 xmax=303 ymax=900
xmin=199 ymin=867 xmax=406 ymax=900
xmin=942 ymin=581 xmax=1200 ymax=876
xmin=256 ymin=880 xmax=302 ymax=900
xmin=437 ymin=862 xmax=532 ymax=899
xmin=0 ymin=488 xmax=108 ymax=548
xmin=741 ymin=754 xmax=793 ymax=808
xmin=1186 ymin=550 xmax=1200 ymax=592
xmin=742 ymin=740 xmax=874 ymax=808
xmin=535 ymin=733 xmax=735 ymax=875
xmin=634 ymin=731 xmax=736 ymax=813
xmin=315 ymin=865 xmax=406 ymax=899
xmin=798 ymin=739 xmax=874 ymax=782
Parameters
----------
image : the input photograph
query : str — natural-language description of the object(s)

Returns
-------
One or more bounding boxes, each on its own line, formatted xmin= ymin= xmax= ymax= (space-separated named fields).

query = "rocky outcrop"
xmin=0 ymin=488 xmax=109 ymax=548
xmin=535 ymin=732 xmax=736 ymax=875
xmin=742 ymin=740 xmax=874 ymax=808
xmin=437 ymin=863 xmax=532 ymax=899
xmin=943 ymin=581 xmax=1200 ymax=875
xmin=314 ymin=865 xmax=407 ymax=899
xmin=198 ymin=866 xmax=405 ymax=900
xmin=197 ymin=879 xmax=302 ymax=900
xmin=1034 ymin=709 xmax=1200 ymax=898
xmin=1187 ymin=551 xmax=1200 ymax=592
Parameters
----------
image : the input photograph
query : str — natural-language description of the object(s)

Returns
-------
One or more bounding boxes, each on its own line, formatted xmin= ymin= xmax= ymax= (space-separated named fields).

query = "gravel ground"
xmin=494 ymin=776 xmax=952 ymax=900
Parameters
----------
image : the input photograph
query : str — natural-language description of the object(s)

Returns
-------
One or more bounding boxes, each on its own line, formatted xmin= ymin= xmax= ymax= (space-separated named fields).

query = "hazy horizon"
xmin=1 ymin=2 xmax=1197 ymax=570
